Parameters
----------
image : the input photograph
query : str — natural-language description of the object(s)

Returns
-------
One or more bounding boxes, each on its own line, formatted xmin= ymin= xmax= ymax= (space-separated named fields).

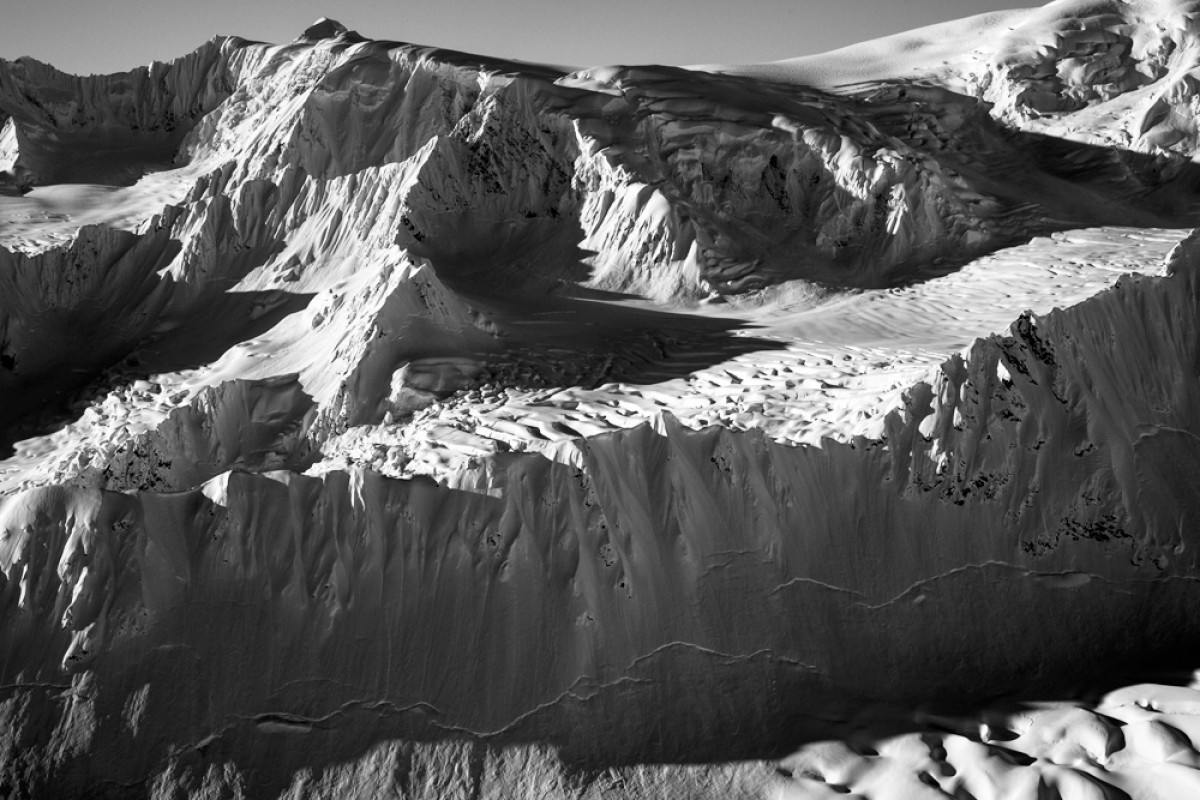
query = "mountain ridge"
xmin=4 ymin=5 xmax=1200 ymax=797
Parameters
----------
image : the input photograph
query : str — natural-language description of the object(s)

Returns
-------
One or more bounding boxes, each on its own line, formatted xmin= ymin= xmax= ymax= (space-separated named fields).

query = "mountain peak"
xmin=299 ymin=18 xmax=351 ymax=41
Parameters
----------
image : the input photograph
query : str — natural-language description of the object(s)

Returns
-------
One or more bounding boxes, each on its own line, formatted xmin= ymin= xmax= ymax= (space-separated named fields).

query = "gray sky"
xmin=3 ymin=0 xmax=1028 ymax=74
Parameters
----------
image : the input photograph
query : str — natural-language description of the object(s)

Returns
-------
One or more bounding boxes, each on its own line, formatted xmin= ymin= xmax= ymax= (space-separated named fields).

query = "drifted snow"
xmin=2 ymin=5 xmax=1200 ymax=799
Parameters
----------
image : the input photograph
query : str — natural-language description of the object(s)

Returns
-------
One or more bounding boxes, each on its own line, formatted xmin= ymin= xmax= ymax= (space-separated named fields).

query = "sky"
xmin=3 ymin=0 xmax=1029 ymax=75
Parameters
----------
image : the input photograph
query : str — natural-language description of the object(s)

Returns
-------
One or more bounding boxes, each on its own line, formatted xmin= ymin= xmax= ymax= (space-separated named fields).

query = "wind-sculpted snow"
xmin=4 ymin=7 xmax=1200 ymax=799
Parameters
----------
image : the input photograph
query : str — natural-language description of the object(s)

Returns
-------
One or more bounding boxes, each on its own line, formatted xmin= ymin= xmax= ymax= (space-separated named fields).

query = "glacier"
xmin=4 ymin=4 xmax=1200 ymax=798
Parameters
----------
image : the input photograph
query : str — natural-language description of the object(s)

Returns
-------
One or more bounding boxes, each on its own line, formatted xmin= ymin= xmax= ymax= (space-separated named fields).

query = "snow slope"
xmin=716 ymin=0 xmax=1200 ymax=157
xmin=2 ymin=6 xmax=1200 ymax=798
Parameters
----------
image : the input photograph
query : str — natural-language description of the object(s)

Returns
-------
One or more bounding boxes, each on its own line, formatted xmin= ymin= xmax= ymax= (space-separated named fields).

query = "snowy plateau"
xmin=7 ymin=1 xmax=1200 ymax=797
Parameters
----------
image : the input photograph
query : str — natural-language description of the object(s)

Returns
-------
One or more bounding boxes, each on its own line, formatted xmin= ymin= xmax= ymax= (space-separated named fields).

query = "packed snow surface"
xmin=3 ymin=3 xmax=1200 ymax=797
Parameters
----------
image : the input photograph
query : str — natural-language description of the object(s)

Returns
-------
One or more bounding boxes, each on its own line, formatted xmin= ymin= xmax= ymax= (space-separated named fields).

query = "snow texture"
xmin=2 ymin=6 xmax=1200 ymax=798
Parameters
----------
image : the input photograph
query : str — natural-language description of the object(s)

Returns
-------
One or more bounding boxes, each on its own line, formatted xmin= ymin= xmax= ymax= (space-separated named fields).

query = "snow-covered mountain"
xmin=4 ymin=5 xmax=1200 ymax=797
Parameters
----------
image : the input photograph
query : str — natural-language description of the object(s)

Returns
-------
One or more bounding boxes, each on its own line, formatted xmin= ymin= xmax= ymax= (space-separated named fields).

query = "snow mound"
xmin=775 ymin=679 xmax=1200 ymax=799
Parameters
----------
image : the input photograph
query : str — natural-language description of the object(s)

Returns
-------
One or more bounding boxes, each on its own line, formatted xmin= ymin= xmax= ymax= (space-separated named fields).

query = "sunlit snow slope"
xmin=3 ymin=8 xmax=1200 ymax=799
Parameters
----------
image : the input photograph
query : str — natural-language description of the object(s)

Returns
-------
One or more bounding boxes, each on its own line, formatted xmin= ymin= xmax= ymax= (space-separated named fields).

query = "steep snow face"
xmin=4 ymin=8 xmax=1200 ymax=799
xmin=0 ymin=116 xmax=18 ymax=185
xmin=6 ymin=236 xmax=1200 ymax=795
xmin=559 ymin=65 xmax=999 ymax=295
xmin=0 ymin=40 xmax=248 ymax=185
xmin=5 ymin=18 xmax=1191 ymax=304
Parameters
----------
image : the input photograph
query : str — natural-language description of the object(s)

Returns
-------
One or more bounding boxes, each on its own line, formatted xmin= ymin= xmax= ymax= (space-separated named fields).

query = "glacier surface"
xmin=4 ymin=3 xmax=1200 ymax=797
